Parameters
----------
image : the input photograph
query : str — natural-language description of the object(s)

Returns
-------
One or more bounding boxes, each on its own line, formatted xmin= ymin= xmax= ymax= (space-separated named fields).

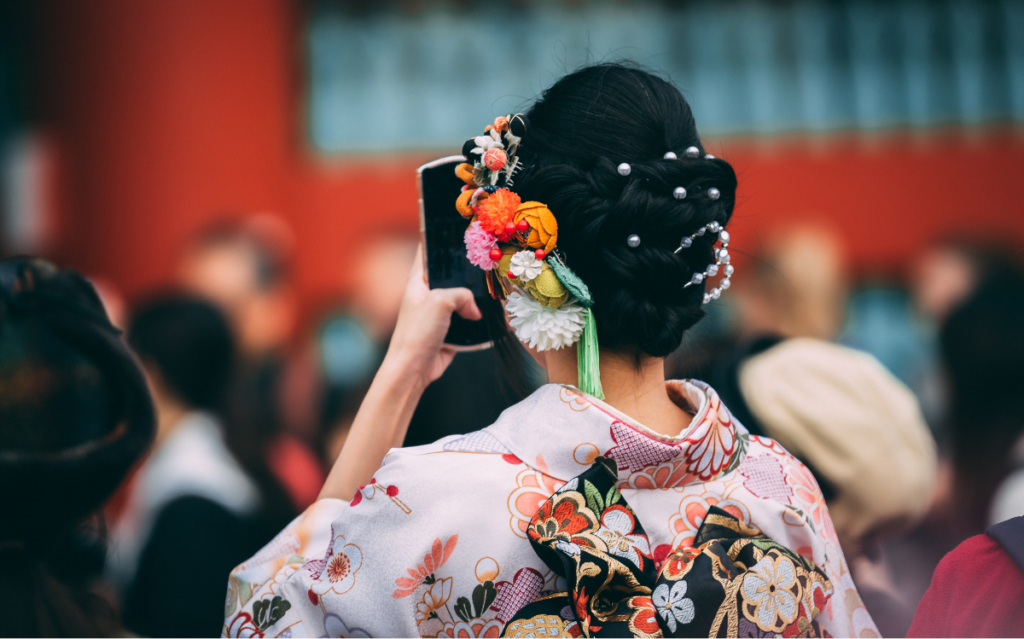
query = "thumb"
xmin=431 ymin=287 xmax=482 ymax=321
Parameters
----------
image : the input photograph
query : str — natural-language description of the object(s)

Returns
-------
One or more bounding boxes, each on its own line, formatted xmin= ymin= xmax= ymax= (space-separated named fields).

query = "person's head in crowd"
xmin=714 ymin=337 xmax=937 ymax=558
xmin=0 ymin=258 xmax=154 ymax=636
xmin=125 ymin=293 xmax=295 ymax=522
xmin=348 ymin=231 xmax=419 ymax=343
xmin=127 ymin=295 xmax=235 ymax=440
xmin=177 ymin=215 xmax=297 ymax=357
xmin=912 ymin=236 xmax=1022 ymax=324
xmin=733 ymin=224 xmax=848 ymax=341
xmin=940 ymin=266 xmax=1024 ymax=533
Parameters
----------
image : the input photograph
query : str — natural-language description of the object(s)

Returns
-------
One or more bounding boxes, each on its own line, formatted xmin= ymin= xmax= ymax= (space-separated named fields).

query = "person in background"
xmin=668 ymin=223 xmax=848 ymax=383
xmin=907 ymin=514 xmax=1024 ymax=637
xmin=0 ymin=258 xmax=154 ymax=636
xmin=710 ymin=337 xmax=937 ymax=637
xmin=733 ymin=224 xmax=849 ymax=342
xmin=939 ymin=268 xmax=1024 ymax=532
xmin=107 ymin=295 xmax=291 ymax=637
xmin=178 ymin=216 xmax=324 ymax=511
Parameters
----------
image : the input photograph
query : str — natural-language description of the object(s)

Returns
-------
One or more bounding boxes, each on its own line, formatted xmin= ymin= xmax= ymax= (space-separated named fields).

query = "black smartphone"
xmin=417 ymin=155 xmax=492 ymax=350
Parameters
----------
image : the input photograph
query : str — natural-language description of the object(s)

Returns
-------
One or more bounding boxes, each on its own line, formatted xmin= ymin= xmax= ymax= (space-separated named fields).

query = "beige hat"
xmin=739 ymin=338 xmax=937 ymax=556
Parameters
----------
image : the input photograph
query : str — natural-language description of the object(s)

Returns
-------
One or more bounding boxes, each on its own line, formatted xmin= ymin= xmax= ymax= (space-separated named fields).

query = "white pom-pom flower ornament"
xmin=506 ymin=290 xmax=587 ymax=351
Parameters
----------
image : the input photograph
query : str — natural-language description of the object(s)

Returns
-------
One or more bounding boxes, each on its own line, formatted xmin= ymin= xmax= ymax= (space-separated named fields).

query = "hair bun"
xmin=512 ymin=64 xmax=739 ymax=357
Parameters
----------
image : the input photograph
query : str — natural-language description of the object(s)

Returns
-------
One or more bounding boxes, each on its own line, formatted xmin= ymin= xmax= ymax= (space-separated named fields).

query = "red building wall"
xmin=32 ymin=0 xmax=1024 ymax=314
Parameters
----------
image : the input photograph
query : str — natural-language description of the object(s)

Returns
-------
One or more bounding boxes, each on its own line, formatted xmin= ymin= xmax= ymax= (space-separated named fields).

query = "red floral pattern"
xmin=681 ymin=391 xmax=737 ymax=481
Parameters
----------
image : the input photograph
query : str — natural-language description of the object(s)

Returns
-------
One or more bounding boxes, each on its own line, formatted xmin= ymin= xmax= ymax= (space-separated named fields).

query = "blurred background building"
xmin=1 ymin=0 xmax=1021 ymax=312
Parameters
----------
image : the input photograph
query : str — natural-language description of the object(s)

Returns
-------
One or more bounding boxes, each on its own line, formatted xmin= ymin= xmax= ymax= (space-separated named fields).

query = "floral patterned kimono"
xmin=223 ymin=381 xmax=878 ymax=638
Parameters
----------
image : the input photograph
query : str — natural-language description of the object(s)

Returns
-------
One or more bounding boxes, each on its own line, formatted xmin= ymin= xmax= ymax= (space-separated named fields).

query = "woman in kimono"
xmin=224 ymin=64 xmax=877 ymax=638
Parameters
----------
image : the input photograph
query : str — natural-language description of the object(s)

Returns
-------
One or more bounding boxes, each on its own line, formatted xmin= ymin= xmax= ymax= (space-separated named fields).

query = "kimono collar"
xmin=486 ymin=380 xmax=746 ymax=489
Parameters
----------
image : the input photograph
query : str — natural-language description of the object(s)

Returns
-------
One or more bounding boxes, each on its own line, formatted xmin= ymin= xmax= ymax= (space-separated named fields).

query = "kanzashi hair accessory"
xmin=455 ymin=114 xmax=604 ymax=399
xmin=676 ymin=221 xmax=733 ymax=305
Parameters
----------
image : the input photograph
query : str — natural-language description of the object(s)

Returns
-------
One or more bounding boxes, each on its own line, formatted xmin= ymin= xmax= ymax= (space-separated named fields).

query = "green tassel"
xmin=577 ymin=309 xmax=604 ymax=400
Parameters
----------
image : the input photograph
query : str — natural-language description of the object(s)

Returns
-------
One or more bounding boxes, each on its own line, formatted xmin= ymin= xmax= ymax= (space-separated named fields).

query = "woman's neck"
xmin=544 ymin=346 xmax=694 ymax=437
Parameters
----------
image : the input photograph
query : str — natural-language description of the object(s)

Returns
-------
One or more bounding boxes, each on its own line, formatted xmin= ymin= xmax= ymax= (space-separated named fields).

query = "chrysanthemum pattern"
xmin=681 ymin=390 xmax=737 ymax=481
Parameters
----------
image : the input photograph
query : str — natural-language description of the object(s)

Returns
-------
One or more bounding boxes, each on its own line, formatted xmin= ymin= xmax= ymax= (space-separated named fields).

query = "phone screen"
xmin=418 ymin=155 xmax=492 ymax=349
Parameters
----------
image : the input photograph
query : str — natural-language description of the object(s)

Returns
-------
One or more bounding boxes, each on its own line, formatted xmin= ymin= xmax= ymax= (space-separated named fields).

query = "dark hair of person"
xmin=127 ymin=294 xmax=296 ymax=529
xmin=940 ymin=266 xmax=1024 ymax=534
xmin=490 ymin=63 xmax=737 ymax=379
xmin=0 ymin=258 xmax=155 ymax=636
xmin=128 ymin=296 xmax=235 ymax=410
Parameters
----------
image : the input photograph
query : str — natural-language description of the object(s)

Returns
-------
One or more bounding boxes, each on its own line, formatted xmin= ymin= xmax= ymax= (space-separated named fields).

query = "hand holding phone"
xmin=417 ymin=155 xmax=492 ymax=349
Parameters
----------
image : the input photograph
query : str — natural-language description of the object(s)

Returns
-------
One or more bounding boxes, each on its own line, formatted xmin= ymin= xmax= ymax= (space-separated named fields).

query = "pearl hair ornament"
xmin=684 ymin=146 xmax=700 ymax=158
xmin=676 ymin=220 xmax=733 ymax=305
xmin=663 ymin=151 xmax=677 ymax=160
xmin=673 ymin=187 xmax=687 ymax=200
xmin=627 ymin=234 xmax=641 ymax=248
xmin=617 ymin=163 xmax=631 ymax=176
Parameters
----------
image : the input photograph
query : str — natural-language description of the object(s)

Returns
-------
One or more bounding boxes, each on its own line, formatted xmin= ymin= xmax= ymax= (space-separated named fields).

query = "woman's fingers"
xmin=410 ymin=243 xmax=428 ymax=286
xmin=431 ymin=286 xmax=482 ymax=321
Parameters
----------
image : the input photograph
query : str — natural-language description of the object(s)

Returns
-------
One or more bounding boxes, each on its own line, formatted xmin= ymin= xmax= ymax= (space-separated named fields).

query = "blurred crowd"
xmin=1 ymin=209 xmax=1022 ymax=637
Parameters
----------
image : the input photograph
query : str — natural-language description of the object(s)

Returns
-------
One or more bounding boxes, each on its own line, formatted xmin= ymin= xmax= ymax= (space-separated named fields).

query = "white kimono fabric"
xmin=223 ymin=381 xmax=878 ymax=638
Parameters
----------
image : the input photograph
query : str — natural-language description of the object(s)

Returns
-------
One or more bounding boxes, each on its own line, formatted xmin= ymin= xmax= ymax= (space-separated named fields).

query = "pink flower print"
xmin=669 ymin=485 xmax=751 ymax=549
xmin=392 ymin=535 xmax=459 ymax=598
xmin=788 ymin=462 xmax=838 ymax=546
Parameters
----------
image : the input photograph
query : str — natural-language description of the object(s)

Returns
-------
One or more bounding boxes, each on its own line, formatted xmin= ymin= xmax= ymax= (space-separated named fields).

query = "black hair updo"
xmin=510 ymin=62 xmax=737 ymax=358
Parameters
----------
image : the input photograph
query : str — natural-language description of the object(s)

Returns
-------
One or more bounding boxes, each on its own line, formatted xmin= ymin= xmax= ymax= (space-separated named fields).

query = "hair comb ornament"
xmin=455 ymin=114 xmax=605 ymax=399
xmin=676 ymin=221 xmax=733 ymax=305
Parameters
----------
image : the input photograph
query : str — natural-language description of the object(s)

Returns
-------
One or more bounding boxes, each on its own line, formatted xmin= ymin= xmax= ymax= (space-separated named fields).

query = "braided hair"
xmin=510 ymin=63 xmax=738 ymax=358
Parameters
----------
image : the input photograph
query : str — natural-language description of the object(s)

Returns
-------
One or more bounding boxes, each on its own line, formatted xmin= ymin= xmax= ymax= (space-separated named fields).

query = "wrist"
xmin=378 ymin=350 xmax=430 ymax=396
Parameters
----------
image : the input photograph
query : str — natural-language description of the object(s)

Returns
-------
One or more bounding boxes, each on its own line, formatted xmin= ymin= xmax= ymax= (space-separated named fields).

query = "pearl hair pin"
xmin=676 ymin=220 xmax=733 ymax=305
xmin=684 ymin=146 xmax=700 ymax=158
xmin=627 ymin=234 xmax=641 ymax=248
xmin=617 ymin=163 xmax=631 ymax=176
xmin=663 ymin=151 xmax=677 ymax=160
xmin=673 ymin=187 xmax=687 ymax=200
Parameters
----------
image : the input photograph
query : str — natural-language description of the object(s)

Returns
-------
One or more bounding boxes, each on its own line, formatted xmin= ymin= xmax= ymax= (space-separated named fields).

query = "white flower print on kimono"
xmin=222 ymin=381 xmax=878 ymax=638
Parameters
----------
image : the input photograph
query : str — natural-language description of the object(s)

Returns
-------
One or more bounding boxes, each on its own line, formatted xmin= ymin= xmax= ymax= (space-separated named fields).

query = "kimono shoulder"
xmin=223 ymin=432 xmax=553 ymax=638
